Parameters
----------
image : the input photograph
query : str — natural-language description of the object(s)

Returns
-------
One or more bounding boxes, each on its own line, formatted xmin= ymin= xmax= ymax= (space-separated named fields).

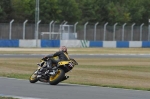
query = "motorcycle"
xmin=29 ymin=56 xmax=78 ymax=85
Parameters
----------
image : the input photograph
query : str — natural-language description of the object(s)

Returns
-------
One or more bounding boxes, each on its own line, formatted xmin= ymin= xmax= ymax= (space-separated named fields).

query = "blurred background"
xmin=0 ymin=0 xmax=150 ymax=41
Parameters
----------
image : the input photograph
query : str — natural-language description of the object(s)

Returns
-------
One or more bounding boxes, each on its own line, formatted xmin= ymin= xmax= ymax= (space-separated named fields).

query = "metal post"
xmin=74 ymin=22 xmax=78 ymax=33
xmin=113 ymin=23 xmax=118 ymax=41
xmin=35 ymin=0 xmax=39 ymax=39
xmin=64 ymin=22 xmax=68 ymax=25
xmin=52 ymin=21 xmax=57 ymax=39
xmin=36 ymin=20 xmax=41 ymax=47
xmin=23 ymin=20 xmax=28 ymax=39
xmin=84 ymin=22 xmax=88 ymax=40
xmin=122 ymin=23 xmax=127 ymax=41
xmin=61 ymin=20 xmax=66 ymax=25
xmin=59 ymin=21 xmax=66 ymax=40
xmin=68 ymin=25 xmax=70 ymax=36
xmin=94 ymin=22 xmax=99 ymax=41
xmin=103 ymin=22 xmax=108 ymax=41
xmin=148 ymin=19 xmax=150 ymax=41
xmin=9 ymin=19 xmax=14 ymax=39
xmin=131 ymin=23 xmax=136 ymax=41
xmin=52 ymin=21 xmax=56 ymax=33
xmin=140 ymin=23 xmax=144 ymax=41
xmin=60 ymin=25 xmax=62 ymax=40
xmin=49 ymin=20 xmax=54 ymax=39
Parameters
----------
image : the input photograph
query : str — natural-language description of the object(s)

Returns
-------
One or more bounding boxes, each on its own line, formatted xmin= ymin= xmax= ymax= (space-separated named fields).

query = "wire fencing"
xmin=0 ymin=20 xmax=149 ymax=41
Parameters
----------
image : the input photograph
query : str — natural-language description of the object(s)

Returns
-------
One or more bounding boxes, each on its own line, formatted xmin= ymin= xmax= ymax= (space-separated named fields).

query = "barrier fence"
xmin=1 ymin=21 xmax=150 ymax=48
xmin=1 ymin=40 xmax=150 ymax=48
xmin=0 ymin=21 xmax=150 ymax=41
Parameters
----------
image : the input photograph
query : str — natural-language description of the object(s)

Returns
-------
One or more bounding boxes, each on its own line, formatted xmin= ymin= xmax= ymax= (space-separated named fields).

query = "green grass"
xmin=97 ymin=65 xmax=150 ymax=72
xmin=0 ymin=96 xmax=18 ymax=99
xmin=0 ymin=73 xmax=30 ymax=79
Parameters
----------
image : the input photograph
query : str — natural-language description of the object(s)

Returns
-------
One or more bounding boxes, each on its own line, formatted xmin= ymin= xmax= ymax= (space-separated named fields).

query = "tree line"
xmin=0 ymin=0 xmax=150 ymax=25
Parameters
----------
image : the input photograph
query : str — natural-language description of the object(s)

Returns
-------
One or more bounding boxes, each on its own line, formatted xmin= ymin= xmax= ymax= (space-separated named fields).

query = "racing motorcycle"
xmin=29 ymin=56 xmax=78 ymax=85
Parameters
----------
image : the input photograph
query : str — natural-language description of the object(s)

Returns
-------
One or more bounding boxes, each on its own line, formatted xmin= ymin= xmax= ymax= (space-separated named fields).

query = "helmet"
xmin=59 ymin=46 xmax=67 ymax=52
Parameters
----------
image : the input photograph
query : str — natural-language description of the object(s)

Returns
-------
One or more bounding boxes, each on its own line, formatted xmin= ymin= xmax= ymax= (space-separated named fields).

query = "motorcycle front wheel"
xmin=29 ymin=70 xmax=38 ymax=83
xmin=49 ymin=68 xmax=65 ymax=85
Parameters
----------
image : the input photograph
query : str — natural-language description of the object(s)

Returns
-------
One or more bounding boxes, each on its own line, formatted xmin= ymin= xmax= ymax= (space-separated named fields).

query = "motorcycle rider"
xmin=38 ymin=46 xmax=70 ymax=80
xmin=43 ymin=46 xmax=69 ymax=66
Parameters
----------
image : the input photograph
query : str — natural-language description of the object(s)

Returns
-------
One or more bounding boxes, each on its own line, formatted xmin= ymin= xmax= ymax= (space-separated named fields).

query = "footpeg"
xmin=49 ymin=70 xmax=55 ymax=75
xmin=37 ymin=75 xmax=41 ymax=78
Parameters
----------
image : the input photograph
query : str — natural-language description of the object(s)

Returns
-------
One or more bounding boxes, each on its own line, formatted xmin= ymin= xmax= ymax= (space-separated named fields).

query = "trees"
xmin=11 ymin=0 xmax=35 ymax=22
xmin=39 ymin=0 xmax=60 ymax=23
xmin=0 ymin=0 xmax=150 ymax=24
xmin=90 ymin=0 xmax=148 ymax=24
xmin=140 ymin=0 xmax=150 ymax=24
xmin=105 ymin=1 xmax=131 ymax=24
xmin=58 ymin=0 xmax=81 ymax=24
xmin=126 ymin=0 xmax=145 ymax=24
xmin=0 ymin=0 xmax=13 ymax=22
xmin=79 ymin=0 xmax=100 ymax=23
xmin=11 ymin=0 xmax=81 ymax=24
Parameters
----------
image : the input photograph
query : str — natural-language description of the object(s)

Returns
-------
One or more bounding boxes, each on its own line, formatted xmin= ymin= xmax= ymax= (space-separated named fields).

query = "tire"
xmin=49 ymin=68 xmax=65 ymax=85
xmin=29 ymin=70 xmax=38 ymax=83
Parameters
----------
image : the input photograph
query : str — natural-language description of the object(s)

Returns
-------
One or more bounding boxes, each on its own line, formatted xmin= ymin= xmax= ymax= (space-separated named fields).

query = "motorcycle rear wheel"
xmin=49 ymin=68 xmax=65 ymax=85
xmin=29 ymin=70 xmax=38 ymax=83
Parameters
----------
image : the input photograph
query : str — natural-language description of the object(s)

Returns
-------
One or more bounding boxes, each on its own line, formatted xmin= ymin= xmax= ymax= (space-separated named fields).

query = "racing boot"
xmin=37 ymin=66 xmax=47 ymax=78
xmin=48 ymin=66 xmax=56 ymax=75
xmin=62 ymin=75 xmax=69 ymax=81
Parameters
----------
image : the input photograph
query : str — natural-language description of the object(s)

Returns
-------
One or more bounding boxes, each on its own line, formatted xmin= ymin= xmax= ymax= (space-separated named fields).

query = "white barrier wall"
xmin=1 ymin=40 xmax=149 ymax=48
xmin=129 ymin=41 xmax=142 ymax=47
xmin=19 ymin=40 xmax=41 ymax=47
xmin=103 ymin=41 xmax=116 ymax=48
xmin=60 ymin=40 xmax=89 ymax=47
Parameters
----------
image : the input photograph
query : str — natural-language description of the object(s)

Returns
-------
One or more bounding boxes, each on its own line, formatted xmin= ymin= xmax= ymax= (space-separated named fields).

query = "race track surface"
xmin=0 ymin=77 xmax=150 ymax=99
xmin=1 ymin=54 xmax=150 ymax=58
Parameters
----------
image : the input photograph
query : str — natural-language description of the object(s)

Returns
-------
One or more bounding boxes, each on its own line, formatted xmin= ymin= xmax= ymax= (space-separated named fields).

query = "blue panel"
xmin=117 ymin=41 xmax=129 ymax=48
xmin=89 ymin=41 xmax=103 ymax=47
xmin=41 ymin=40 xmax=60 ymax=47
xmin=0 ymin=40 xmax=19 ymax=47
xmin=142 ymin=41 xmax=150 ymax=47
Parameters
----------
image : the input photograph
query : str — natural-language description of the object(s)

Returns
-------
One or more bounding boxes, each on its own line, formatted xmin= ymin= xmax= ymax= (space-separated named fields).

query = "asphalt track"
xmin=0 ymin=77 xmax=150 ymax=99
xmin=0 ymin=54 xmax=150 ymax=99
xmin=1 ymin=54 xmax=150 ymax=58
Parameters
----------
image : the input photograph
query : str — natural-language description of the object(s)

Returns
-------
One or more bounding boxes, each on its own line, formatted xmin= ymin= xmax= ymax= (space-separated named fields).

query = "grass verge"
xmin=0 ymin=96 xmax=18 ymax=99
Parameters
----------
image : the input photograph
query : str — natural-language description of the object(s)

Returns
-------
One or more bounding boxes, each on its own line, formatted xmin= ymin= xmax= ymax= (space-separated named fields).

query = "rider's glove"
xmin=41 ymin=57 xmax=48 ymax=61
